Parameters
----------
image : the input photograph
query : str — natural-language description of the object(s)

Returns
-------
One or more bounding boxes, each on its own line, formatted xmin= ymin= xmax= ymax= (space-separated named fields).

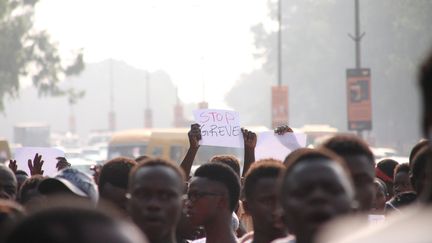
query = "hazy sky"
xmin=34 ymin=0 xmax=271 ymax=108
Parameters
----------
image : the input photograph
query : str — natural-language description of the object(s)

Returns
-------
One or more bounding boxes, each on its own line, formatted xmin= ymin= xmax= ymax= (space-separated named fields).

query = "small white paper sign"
xmin=193 ymin=109 xmax=243 ymax=148
xmin=255 ymin=132 xmax=307 ymax=161
xmin=12 ymin=147 xmax=65 ymax=177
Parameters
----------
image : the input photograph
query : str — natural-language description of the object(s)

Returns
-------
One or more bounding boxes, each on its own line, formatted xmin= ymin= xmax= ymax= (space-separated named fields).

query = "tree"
xmin=0 ymin=0 xmax=84 ymax=111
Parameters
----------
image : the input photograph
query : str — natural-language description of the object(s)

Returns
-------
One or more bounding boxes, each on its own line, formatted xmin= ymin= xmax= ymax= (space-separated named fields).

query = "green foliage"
xmin=0 ymin=0 xmax=85 ymax=111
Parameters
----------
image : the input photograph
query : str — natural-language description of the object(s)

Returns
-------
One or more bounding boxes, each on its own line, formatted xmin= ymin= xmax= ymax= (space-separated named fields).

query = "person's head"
xmin=371 ymin=178 xmax=387 ymax=214
xmin=393 ymin=163 xmax=413 ymax=196
xmin=0 ymin=199 xmax=25 ymax=240
xmin=99 ymin=157 xmax=136 ymax=211
xmin=5 ymin=203 xmax=147 ymax=243
xmin=283 ymin=148 xmax=313 ymax=166
xmin=186 ymin=163 xmax=241 ymax=227
xmin=321 ymin=135 xmax=375 ymax=211
xmin=409 ymin=139 xmax=429 ymax=168
xmin=209 ymin=155 xmax=241 ymax=177
xmin=19 ymin=175 xmax=44 ymax=205
xmin=418 ymin=49 xmax=432 ymax=204
xmin=279 ymin=148 xmax=354 ymax=243
xmin=0 ymin=164 xmax=17 ymax=200
xmin=410 ymin=146 xmax=431 ymax=195
xmin=376 ymin=159 xmax=398 ymax=198
xmin=38 ymin=168 xmax=99 ymax=204
xmin=419 ymin=49 xmax=432 ymax=138
xmin=243 ymin=159 xmax=286 ymax=239
xmin=135 ymin=155 xmax=150 ymax=163
xmin=14 ymin=170 xmax=28 ymax=191
xmin=127 ymin=158 xmax=185 ymax=242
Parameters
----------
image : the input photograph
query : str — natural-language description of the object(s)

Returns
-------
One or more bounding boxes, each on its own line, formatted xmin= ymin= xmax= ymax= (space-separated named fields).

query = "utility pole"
xmin=144 ymin=72 xmax=153 ymax=128
xmin=277 ymin=0 xmax=282 ymax=86
xmin=346 ymin=0 xmax=372 ymax=139
xmin=108 ymin=59 xmax=116 ymax=131
xmin=349 ymin=0 xmax=365 ymax=69
xmin=271 ymin=0 xmax=289 ymax=128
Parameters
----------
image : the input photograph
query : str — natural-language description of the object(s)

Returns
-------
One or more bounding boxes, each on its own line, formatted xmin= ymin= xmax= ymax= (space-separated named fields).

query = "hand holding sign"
xmin=28 ymin=153 xmax=44 ymax=175
xmin=193 ymin=109 xmax=243 ymax=148
xmin=188 ymin=123 xmax=202 ymax=149
xmin=12 ymin=147 xmax=65 ymax=176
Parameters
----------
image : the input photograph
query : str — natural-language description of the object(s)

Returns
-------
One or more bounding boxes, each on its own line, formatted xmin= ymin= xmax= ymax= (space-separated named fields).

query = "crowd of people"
xmin=0 ymin=52 xmax=431 ymax=243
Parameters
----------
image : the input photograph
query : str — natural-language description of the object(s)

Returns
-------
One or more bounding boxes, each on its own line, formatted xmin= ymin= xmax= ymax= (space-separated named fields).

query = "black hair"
xmin=280 ymin=148 xmax=352 ymax=197
xmin=19 ymin=175 xmax=44 ymax=204
xmin=410 ymin=146 xmax=431 ymax=194
xmin=321 ymin=135 xmax=375 ymax=166
xmin=98 ymin=157 xmax=137 ymax=193
xmin=419 ymin=49 xmax=432 ymax=137
xmin=394 ymin=163 xmax=410 ymax=176
xmin=409 ymin=140 xmax=429 ymax=168
xmin=5 ymin=205 xmax=119 ymax=243
xmin=0 ymin=199 xmax=25 ymax=241
xmin=243 ymin=159 xmax=284 ymax=201
xmin=210 ymin=155 xmax=241 ymax=177
xmin=135 ymin=155 xmax=150 ymax=163
xmin=15 ymin=170 xmax=28 ymax=176
xmin=194 ymin=163 xmax=240 ymax=212
xmin=283 ymin=148 xmax=313 ymax=166
xmin=129 ymin=158 xmax=185 ymax=190
xmin=376 ymin=159 xmax=399 ymax=179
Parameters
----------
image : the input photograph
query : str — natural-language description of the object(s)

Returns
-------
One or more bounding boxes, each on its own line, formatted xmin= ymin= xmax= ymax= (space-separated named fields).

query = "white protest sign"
xmin=12 ymin=147 xmax=65 ymax=176
xmin=193 ymin=109 xmax=243 ymax=148
xmin=255 ymin=131 xmax=307 ymax=161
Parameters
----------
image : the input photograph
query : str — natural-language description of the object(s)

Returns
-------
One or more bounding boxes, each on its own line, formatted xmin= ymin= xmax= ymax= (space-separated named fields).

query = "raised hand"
xmin=241 ymin=128 xmax=257 ymax=178
xmin=8 ymin=160 xmax=17 ymax=173
xmin=274 ymin=125 xmax=293 ymax=135
xmin=56 ymin=157 xmax=71 ymax=171
xmin=28 ymin=153 xmax=44 ymax=175
xmin=188 ymin=123 xmax=202 ymax=149
xmin=241 ymin=128 xmax=257 ymax=149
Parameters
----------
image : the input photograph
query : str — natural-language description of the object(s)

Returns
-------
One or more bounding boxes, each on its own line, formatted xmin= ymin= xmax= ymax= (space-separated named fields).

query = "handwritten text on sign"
xmin=193 ymin=109 xmax=243 ymax=148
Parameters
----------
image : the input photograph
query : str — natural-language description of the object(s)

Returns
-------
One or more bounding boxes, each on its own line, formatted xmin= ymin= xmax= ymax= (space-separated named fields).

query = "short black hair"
xmin=129 ymin=158 xmax=185 ymax=190
xmin=210 ymin=155 xmax=241 ymax=177
xmin=419 ymin=49 xmax=432 ymax=136
xmin=194 ymin=163 xmax=240 ymax=212
xmin=411 ymin=146 xmax=431 ymax=188
xmin=280 ymin=148 xmax=352 ymax=197
xmin=243 ymin=159 xmax=284 ymax=201
xmin=283 ymin=148 xmax=314 ymax=166
xmin=19 ymin=175 xmax=44 ymax=204
xmin=98 ymin=157 xmax=137 ymax=193
xmin=409 ymin=140 xmax=429 ymax=168
xmin=394 ymin=163 xmax=410 ymax=176
xmin=135 ymin=155 xmax=150 ymax=163
xmin=321 ymin=135 xmax=375 ymax=166
xmin=5 ymin=205 xmax=121 ymax=243
xmin=15 ymin=170 xmax=28 ymax=176
xmin=377 ymin=159 xmax=398 ymax=179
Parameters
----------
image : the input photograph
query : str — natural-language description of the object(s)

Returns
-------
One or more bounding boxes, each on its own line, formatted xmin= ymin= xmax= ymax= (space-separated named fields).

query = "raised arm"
xmin=180 ymin=123 xmax=201 ymax=178
xmin=241 ymin=128 xmax=257 ymax=178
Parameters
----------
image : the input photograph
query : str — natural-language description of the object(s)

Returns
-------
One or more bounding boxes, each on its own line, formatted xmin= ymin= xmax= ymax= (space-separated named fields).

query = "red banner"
xmin=346 ymin=68 xmax=372 ymax=131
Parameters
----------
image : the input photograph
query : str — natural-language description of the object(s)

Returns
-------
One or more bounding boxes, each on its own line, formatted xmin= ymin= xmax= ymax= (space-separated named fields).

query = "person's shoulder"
xmin=271 ymin=235 xmax=295 ymax=243
xmin=191 ymin=238 xmax=206 ymax=243
xmin=239 ymin=231 xmax=253 ymax=243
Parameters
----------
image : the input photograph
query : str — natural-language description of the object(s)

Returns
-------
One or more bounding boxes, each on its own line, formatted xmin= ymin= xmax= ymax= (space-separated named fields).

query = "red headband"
xmin=375 ymin=167 xmax=393 ymax=183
